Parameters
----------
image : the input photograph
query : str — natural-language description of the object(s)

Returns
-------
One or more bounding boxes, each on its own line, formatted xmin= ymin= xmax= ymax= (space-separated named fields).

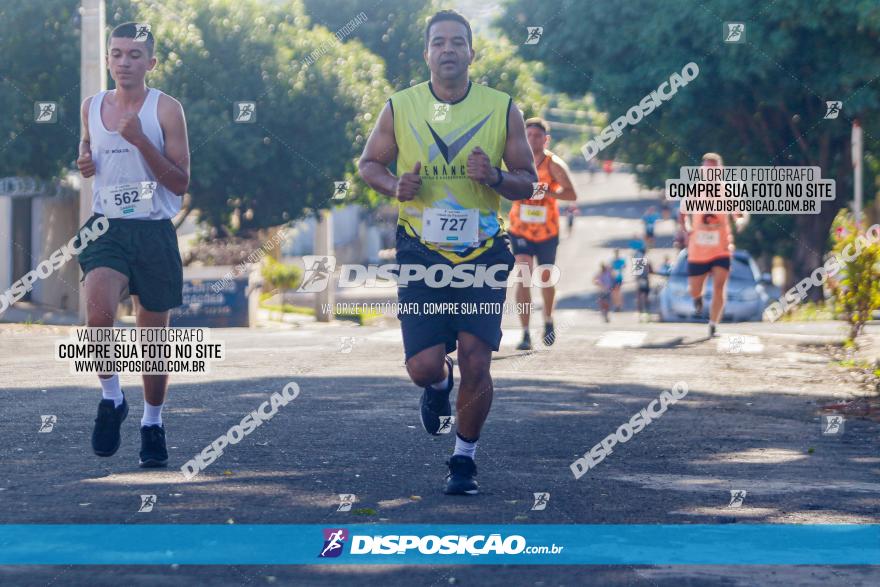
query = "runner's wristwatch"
xmin=488 ymin=166 xmax=503 ymax=188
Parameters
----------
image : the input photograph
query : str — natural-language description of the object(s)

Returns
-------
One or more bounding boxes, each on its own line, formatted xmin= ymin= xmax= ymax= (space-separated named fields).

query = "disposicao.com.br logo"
xmin=318 ymin=528 xmax=563 ymax=558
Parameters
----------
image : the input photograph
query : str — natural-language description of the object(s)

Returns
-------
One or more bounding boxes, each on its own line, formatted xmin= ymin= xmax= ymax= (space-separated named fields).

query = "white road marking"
xmin=365 ymin=329 xmax=403 ymax=343
xmin=784 ymin=351 xmax=827 ymax=364
xmin=596 ymin=331 xmax=647 ymax=348
xmin=717 ymin=334 xmax=764 ymax=354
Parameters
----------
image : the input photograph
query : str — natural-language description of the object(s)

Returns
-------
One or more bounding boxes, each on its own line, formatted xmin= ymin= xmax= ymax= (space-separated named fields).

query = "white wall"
xmin=31 ymin=196 xmax=80 ymax=310
xmin=0 ymin=196 xmax=11 ymax=293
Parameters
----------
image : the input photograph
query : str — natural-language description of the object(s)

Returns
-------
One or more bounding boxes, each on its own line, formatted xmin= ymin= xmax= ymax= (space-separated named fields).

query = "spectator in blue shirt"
xmin=642 ymin=205 xmax=661 ymax=247
xmin=611 ymin=249 xmax=625 ymax=311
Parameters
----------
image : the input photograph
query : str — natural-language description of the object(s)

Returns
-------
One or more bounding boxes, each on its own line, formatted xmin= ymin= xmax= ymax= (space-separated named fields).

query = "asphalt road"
xmin=1 ymin=172 xmax=878 ymax=585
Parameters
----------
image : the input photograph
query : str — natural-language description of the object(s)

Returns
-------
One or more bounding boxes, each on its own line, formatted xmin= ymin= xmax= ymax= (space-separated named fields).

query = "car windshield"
xmin=672 ymin=254 xmax=756 ymax=282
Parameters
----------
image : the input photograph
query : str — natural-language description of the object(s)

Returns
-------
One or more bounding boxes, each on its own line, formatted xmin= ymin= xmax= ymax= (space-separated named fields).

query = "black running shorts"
xmin=77 ymin=214 xmax=183 ymax=312
xmin=395 ymin=227 xmax=515 ymax=361
xmin=687 ymin=256 xmax=731 ymax=277
xmin=509 ymin=233 xmax=559 ymax=266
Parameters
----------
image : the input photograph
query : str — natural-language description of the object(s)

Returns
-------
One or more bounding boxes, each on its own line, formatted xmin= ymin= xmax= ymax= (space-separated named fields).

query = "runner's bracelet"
xmin=488 ymin=166 xmax=504 ymax=188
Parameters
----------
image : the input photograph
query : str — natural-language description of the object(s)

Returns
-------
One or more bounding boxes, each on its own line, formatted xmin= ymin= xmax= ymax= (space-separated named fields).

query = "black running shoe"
xmin=693 ymin=296 xmax=703 ymax=316
xmin=543 ymin=322 xmax=556 ymax=346
xmin=420 ymin=355 xmax=454 ymax=435
xmin=516 ymin=331 xmax=532 ymax=351
xmin=91 ymin=393 xmax=128 ymax=457
xmin=139 ymin=425 xmax=168 ymax=468
xmin=444 ymin=455 xmax=479 ymax=495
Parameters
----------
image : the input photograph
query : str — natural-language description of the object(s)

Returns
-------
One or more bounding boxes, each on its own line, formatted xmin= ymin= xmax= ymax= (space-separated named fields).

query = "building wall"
xmin=31 ymin=195 xmax=80 ymax=311
xmin=281 ymin=205 xmax=385 ymax=265
xmin=0 ymin=196 xmax=12 ymax=293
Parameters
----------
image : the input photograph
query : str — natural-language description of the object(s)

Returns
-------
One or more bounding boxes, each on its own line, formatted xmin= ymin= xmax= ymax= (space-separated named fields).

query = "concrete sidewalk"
xmin=0 ymin=301 xmax=79 ymax=326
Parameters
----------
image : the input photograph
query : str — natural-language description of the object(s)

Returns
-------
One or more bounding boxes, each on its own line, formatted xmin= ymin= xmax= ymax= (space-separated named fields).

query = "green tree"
xmin=471 ymin=36 xmax=547 ymax=118
xmin=537 ymin=92 xmax=604 ymax=162
xmin=0 ymin=0 xmax=81 ymax=180
xmin=126 ymin=0 xmax=390 ymax=235
xmin=303 ymin=0 xmax=549 ymax=110
xmin=261 ymin=255 xmax=303 ymax=292
xmin=108 ymin=0 xmax=138 ymax=25
xmin=303 ymin=0 xmax=432 ymax=91
xmin=499 ymin=0 xmax=880 ymax=284
xmin=828 ymin=209 xmax=880 ymax=342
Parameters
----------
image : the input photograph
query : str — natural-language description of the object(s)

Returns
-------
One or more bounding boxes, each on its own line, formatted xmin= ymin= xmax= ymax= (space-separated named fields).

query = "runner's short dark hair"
xmin=525 ymin=117 xmax=549 ymax=133
xmin=109 ymin=22 xmax=155 ymax=56
xmin=425 ymin=10 xmax=473 ymax=50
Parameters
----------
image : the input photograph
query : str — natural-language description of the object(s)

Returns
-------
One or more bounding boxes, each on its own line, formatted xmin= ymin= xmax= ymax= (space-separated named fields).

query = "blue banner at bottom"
xmin=0 ymin=525 xmax=877 ymax=565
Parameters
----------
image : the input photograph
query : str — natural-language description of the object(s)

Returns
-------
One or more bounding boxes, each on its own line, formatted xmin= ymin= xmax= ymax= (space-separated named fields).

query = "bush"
xmin=261 ymin=257 xmax=303 ymax=292
xmin=828 ymin=210 xmax=880 ymax=342
xmin=183 ymin=237 xmax=267 ymax=267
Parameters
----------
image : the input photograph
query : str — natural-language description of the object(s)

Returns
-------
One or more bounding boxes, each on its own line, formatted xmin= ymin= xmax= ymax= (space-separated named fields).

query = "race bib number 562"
xmin=100 ymin=181 xmax=155 ymax=219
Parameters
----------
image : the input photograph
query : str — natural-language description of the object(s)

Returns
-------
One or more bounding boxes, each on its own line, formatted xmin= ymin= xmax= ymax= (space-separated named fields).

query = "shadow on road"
xmin=577 ymin=197 xmax=660 ymax=220
xmin=599 ymin=235 xmax=675 ymax=250
xmin=2 ymin=373 xmax=874 ymax=523
xmin=1 ymin=367 xmax=877 ymax=584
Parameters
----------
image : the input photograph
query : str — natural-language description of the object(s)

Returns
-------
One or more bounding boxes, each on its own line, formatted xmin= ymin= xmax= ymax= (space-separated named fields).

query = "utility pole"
xmin=313 ymin=210 xmax=334 ymax=322
xmin=79 ymin=0 xmax=107 ymax=323
xmin=852 ymin=119 xmax=863 ymax=227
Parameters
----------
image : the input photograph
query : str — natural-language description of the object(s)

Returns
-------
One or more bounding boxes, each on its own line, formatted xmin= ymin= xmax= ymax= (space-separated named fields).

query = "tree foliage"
xmin=829 ymin=209 xmax=880 ymax=341
xmin=303 ymin=0 xmax=432 ymax=91
xmin=0 ymin=0 xmax=552 ymax=236
xmin=499 ymin=0 xmax=880 ymax=278
xmin=471 ymin=35 xmax=547 ymax=118
xmin=0 ymin=0 xmax=81 ymax=179
xmin=131 ymin=0 xmax=391 ymax=234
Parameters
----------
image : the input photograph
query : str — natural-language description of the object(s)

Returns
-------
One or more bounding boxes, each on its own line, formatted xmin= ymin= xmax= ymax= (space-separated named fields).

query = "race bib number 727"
xmin=421 ymin=208 xmax=479 ymax=245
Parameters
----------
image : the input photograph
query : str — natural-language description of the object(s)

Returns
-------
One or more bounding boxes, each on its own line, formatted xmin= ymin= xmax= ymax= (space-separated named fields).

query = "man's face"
xmin=526 ymin=126 xmax=548 ymax=154
xmin=702 ymin=158 xmax=719 ymax=167
xmin=424 ymin=21 xmax=474 ymax=81
xmin=107 ymin=37 xmax=156 ymax=88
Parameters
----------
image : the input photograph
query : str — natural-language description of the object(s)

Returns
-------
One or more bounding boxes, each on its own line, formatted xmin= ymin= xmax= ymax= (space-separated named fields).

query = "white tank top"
xmin=88 ymin=88 xmax=180 ymax=220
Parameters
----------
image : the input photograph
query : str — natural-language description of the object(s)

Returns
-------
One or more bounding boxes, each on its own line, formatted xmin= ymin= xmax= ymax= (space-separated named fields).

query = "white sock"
xmin=141 ymin=401 xmax=164 ymax=427
xmin=709 ymin=320 xmax=717 ymax=327
xmin=453 ymin=433 xmax=477 ymax=460
xmin=429 ymin=363 xmax=449 ymax=391
xmin=99 ymin=375 xmax=123 ymax=407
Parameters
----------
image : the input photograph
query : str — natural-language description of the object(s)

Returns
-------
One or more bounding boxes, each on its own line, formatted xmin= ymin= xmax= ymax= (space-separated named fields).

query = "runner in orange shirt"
xmin=509 ymin=118 xmax=578 ymax=350
xmin=683 ymin=152 xmax=747 ymax=337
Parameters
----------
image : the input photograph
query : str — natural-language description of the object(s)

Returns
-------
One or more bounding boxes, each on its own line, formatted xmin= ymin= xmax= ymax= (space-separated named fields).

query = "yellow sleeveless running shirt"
xmin=390 ymin=81 xmax=511 ymax=263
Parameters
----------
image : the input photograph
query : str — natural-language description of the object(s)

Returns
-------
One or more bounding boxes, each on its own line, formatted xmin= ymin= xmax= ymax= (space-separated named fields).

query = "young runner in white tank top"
xmin=76 ymin=23 xmax=190 ymax=470
xmin=87 ymin=87 xmax=180 ymax=220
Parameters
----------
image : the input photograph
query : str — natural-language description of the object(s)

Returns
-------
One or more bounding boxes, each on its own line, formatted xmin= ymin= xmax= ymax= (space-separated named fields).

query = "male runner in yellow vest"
xmin=358 ymin=9 xmax=537 ymax=495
